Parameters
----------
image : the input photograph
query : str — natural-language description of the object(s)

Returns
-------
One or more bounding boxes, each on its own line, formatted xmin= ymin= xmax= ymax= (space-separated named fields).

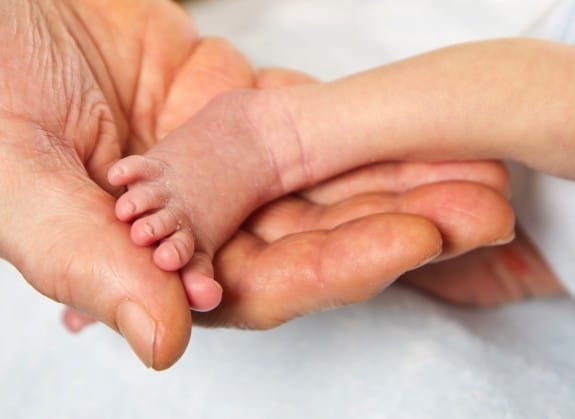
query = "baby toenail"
xmin=113 ymin=164 xmax=126 ymax=177
xmin=124 ymin=200 xmax=136 ymax=215
xmin=171 ymin=245 xmax=182 ymax=265
xmin=144 ymin=222 xmax=154 ymax=237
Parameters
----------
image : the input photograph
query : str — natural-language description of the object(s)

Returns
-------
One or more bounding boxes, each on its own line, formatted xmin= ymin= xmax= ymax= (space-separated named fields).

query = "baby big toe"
xmin=181 ymin=253 xmax=222 ymax=312
xmin=184 ymin=275 xmax=222 ymax=312
xmin=153 ymin=229 xmax=196 ymax=271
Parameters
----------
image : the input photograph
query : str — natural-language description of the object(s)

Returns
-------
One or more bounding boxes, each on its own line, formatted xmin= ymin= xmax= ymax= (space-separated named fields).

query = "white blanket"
xmin=2 ymin=1 xmax=575 ymax=418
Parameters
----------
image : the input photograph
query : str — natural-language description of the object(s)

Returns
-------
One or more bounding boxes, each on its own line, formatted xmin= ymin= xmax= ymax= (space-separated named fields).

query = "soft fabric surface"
xmin=3 ymin=1 xmax=575 ymax=418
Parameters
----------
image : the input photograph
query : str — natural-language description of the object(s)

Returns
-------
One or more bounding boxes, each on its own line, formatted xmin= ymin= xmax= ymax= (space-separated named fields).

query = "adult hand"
xmin=196 ymin=160 xmax=515 ymax=328
xmin=1 ymin=0 xmax=513 ymax=370
xmin=67 ymin=70 xmax=518 ymax=333
xmin=0 ymin=0 xmax=202 ymax=369
xmin=285 ymin=161 xmax=565 ymax=308
xmin=66 ymin=158 xmax=516 ymax=330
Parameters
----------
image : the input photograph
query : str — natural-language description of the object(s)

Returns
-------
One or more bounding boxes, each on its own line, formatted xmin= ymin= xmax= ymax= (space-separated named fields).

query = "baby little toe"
xmin=108 ymin=155 xmax=165 ymax=186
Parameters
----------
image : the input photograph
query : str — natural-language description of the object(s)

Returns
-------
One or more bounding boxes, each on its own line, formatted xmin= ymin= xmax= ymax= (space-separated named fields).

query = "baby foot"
xmin=109 ymin=154 xmax=224 ymax=312
xmin=108 ymin=94 xmax=290 ymax=311
xmin=110 ymin=155 xmax=197 ymax=271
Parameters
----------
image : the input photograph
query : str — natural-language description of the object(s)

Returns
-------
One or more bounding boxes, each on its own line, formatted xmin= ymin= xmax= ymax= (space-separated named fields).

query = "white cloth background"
xmin=2 ymin=1 xmax=575 ymax=418
xmin=511 ymin=0 xmax=575 ymax=296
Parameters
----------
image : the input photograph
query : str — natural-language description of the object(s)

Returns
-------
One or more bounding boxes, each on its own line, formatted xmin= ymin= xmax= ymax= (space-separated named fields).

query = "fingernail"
xmin=118 ymin=201 xmax=136 ymax=219
xmin=413 ymin=249 xmax=443 ymax=270
xmin=112 ymin=163 xmax=125 ymax=178
xmin=490 ymin=231 xmax=516 ymax=246
xmin=107 ymin=164 xmax=123 ymax=185
xmin=116 ymin=300 xmax=156 ymax=368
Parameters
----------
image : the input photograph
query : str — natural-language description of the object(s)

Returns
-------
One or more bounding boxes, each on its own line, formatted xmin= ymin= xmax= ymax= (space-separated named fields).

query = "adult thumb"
xmin=3 ymin=179 xmax=191 ymax=370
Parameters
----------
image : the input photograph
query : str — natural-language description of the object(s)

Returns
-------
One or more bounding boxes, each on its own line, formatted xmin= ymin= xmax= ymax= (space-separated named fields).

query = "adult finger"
xmin=62 ymin=308 xmax=98 ymax=333
xmin=196 ymin=214 xmax=442 ymax=328
xmin=246 ymin=181 xmax=515 ymax=260
xmin=402 ymin=227 xmax=565 ymax=307
xmin=300 ymin=160 xmax=509 ymax=205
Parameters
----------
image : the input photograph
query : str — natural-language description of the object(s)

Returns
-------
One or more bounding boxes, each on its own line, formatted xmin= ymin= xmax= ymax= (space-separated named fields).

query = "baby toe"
xmin=108 ymin=155 xmax=164 ymax=186
xmin=184 ymin=275 xmax=222 ymax=312
xmin=131 ymin=210 xmax=182 ymax=246
xmin=181 ymin=253 xmax=222 ymax=312
xmin=153 ymin=228 xmax=196 ymax=271
xmin=115 ymin=185 xmax=168 ymax=222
